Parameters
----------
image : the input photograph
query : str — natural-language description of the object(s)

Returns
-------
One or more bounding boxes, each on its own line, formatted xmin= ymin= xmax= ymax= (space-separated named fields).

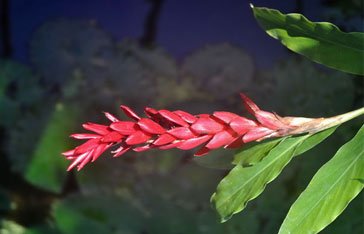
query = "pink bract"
xmin=63 ymin=94 xmax=296 ymax=171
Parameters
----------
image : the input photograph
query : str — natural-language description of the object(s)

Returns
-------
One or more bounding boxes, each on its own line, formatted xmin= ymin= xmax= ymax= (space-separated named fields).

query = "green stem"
xmin=284 ymin=107 xmax=364 ymax=135
xmin=311 ymin=107 xmax=364 ymax=133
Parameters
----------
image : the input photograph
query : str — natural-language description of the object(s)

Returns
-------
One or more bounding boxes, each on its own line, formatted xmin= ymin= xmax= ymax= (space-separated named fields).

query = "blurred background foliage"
xmin=0 ymin=0 xmax=363 ymax=233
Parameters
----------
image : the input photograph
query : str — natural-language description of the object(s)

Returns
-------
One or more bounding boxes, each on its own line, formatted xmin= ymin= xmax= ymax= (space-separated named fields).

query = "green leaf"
xmin=252 ymin=6 xmax=364 ymax=75
xmin=0 ymin=220 xmax=26 ymax=234
xmin=181 ymin=44 xmax=254 ymax=99
xmin=211 ymin=128 xmax=336 ymax=222
xmin=0 ymin=60 xmax=43 ymax=127
xmin=295 ymin=127 xmax=338 ymax=154
xmin=353 ymin=178 xmax=364 ymax=184
xmin=232 ymin=138 xmax=284 ymax=166
xmin=233 ymin=127 xmax=337 ymax=167
xmin=24 ymin=103 xmax=79 ymax=193
xmin=279 ymin=124 xmax=364 ymax=234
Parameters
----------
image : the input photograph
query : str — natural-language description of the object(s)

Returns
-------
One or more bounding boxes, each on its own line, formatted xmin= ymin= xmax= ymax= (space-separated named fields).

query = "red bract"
xmin=63 ymin=94 xmax=297 ymax=171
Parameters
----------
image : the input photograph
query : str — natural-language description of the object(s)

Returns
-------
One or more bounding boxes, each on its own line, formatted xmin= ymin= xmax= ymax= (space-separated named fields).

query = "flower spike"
xmin=63 ymin=93 xmax=321 ymax=171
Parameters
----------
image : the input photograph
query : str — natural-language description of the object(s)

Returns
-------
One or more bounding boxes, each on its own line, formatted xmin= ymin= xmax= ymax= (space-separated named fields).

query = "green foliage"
xmin=247 ymin=6 xmax=364 ymax=233
xmin=211 ymin=128 xmax=337 ymax=222
xmin=354 ymin=178 xmax=364 ymax=184
xmin=181 ymin=44 xmax=254 ymax=99
xmin=0 ymin=220 xmax=60 ymax=234
xmin=0 ymin=220 xmax=26 ymax=234
xmin=2 ymin=7 xmax=362 ymax=233
xmin=65 ymin=156 xmax=254 ymax=234
xmin=30 ymin=19 xmax=113 ymax=86
xmin=252 ymin=6 xmax=364 ymax=75
xmin=1 ymin=60 xmax=49 ymax=174
xmin=0 ymin=60 xmax=43 ymax=127
xmin=30 ymin=19 xmax=181 ymax=110
xmin=233 ymin=138 xmax=284 ymax=166
xmin=321 ymin=191 xmax=363 ymax=234
xmin=279 ymin=124 xmax=364 ymax=234
xmin=24 ymin=103 xmax=79 ymax=193
xmin=6 ymin=111 xmax=49 ymax=173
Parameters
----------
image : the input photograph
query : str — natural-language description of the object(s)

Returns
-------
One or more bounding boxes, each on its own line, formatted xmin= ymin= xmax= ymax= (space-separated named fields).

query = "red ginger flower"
xmin=63 ymin=94 xmax=299 ymax=171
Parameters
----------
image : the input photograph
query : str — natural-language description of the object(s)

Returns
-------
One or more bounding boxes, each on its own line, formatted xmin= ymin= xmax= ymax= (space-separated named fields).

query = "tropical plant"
xmin=1 ymin=4 xmax=363 ymax=234
xmin=211 ymin=5 xmax=363 ymax=233
xmin=63 ymin=5 xmax=364 ymax=234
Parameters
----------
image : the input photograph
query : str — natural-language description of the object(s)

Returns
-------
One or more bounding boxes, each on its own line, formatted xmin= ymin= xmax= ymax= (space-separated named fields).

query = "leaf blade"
xmin=212 ymin=137 xmax=307 ymax=222
xmin=212 ymin=128 xmax=336 ymax=222
xmin=232 ymin=138 xmax=284 ymax=166
xmin=252 ymin=6 xmax=364 ymax=75
xmin=279 ymin=124 xmax=364 ymax=234
xmin=25 ymin=103 xmax=79 ymax=193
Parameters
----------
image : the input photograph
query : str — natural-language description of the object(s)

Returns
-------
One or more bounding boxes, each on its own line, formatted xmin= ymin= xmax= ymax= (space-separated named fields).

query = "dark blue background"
xmin=10 ymin=0 xmax=324 ymax=67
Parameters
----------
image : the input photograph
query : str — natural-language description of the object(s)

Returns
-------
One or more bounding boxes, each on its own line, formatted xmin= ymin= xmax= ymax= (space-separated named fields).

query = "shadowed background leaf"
xmin=24 ymin=104 xmax=79 ymax=193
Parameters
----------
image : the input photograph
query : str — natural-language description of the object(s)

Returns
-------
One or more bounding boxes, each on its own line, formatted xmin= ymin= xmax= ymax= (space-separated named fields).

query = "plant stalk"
xmin=281 ymin=107 xmax=364 ymax=135
xmin=314 ymin=106 xmax=364 ymax=132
